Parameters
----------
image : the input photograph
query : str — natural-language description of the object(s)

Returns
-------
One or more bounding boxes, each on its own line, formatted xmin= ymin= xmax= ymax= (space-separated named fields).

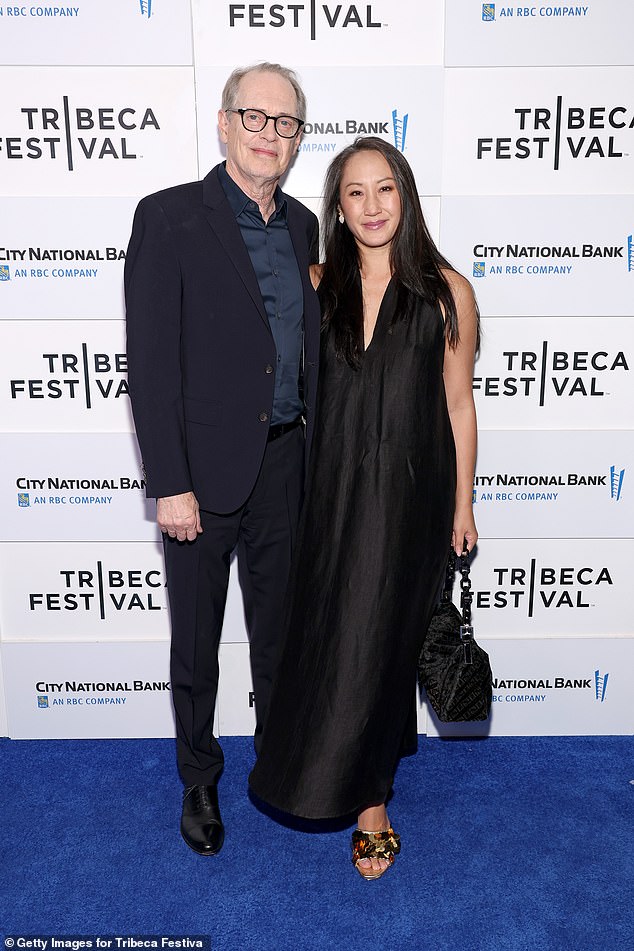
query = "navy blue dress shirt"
xmin=218 ymin=164 xmax=304 ymax=425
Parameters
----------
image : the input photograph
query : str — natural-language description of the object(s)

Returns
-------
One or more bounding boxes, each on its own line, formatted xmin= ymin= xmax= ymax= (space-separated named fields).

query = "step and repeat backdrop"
xmin=0 ymin=0 xmax=632 ymax=740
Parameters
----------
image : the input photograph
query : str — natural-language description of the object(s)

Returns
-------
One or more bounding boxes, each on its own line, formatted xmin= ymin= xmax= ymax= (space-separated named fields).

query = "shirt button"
xmin=259 ymin=412 xmax=269 ymax=422
xmin=265 ymin=365 xmax=274 ymax=374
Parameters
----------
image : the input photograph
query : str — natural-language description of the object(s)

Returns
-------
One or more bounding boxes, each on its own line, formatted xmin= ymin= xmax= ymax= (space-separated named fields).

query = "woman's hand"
xmin=452 ymin=505 xmax=478 ymax=556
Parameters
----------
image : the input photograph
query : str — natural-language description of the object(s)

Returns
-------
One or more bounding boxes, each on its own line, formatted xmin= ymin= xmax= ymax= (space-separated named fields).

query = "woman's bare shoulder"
xmin=309 ymin=263 xmax=324 ymax=290
xmin=440 ymin=267 xmax=474 ymax=304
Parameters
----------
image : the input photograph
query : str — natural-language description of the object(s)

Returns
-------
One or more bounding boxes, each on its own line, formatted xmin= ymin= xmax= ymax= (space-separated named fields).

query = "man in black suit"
xmin=125 ymin=63 xmax=320 ymax=855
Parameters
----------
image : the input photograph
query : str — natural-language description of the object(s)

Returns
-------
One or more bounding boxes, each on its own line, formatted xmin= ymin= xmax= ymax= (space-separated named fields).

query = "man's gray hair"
xmin=221 ymin=62 xmax=307 ymax=122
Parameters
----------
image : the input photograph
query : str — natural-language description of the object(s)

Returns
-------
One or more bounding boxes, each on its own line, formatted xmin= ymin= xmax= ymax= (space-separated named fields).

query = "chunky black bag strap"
xmin=459 ymin=548 xmax=472 ymax=627
xmin=440 ymin=548 xmax=457 ymax=602
xmin=440 ymin=546 xmax=476 ymax=662
xmin=457 ymin=547 xmax=475 ymax=663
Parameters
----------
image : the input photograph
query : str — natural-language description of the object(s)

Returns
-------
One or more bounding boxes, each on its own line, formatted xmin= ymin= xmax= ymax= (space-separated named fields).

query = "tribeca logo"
xmin=482 ymin=4 xmax=495 ymax=20
xmin=392 ymin=109 xmax=408 ymax=152
xmin=227 ymin=3 xmax=383 ymax=40
xmin=610 ymin=466 xmax=624 ymax=501
xmin=476 ymin=99 xmax=634 ymax=169
xmin=139 ymin=0 xmax=153 ymax=16
xmin=594 ymin=669 xmax=609 ymax=702
xmin=473 ymin=342 xmax=629 ymax=404
xmin=10 ymin=347 xmax=129 ymax=407
xmin=0 ymin=100 xmax=160 ymax=171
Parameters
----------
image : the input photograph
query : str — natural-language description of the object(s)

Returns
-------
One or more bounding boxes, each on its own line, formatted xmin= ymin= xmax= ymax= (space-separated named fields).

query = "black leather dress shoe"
xmin=180 ymin=785 xmax=225 ymax=855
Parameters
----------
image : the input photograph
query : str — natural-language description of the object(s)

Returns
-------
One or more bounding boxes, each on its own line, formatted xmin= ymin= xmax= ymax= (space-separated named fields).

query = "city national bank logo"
xmin=0 ymin=99 xmax=160 ymax=171
xmin=28 ymin=560 xmax=167 ymax=620
xmin=0 ymin=6 xmax=80 ymax=17
xmin=482 ymin=5 xmax=590 ymax=20
xmin=35 ymin=677 xmax=170 ymax=709
xmin=139 ymin=0 xmax=153 ymax=17
xmin=0 ymin=245 xmax=126 ymax=284
xmin=610 ymin=465 xmax=624 ymax=501
xmin=9 ymin=345 xmax=128 ymax=408
xmin=16 ymin=472 xmax=146 ymax=508
xmin=473 ymin=340 xmax=629 ymax=405
xmin=392 ymin=110 xmax=408 ymax=152
xmin=594 ymin=669 xmax=609 ymax=702
xmin=299 ymin=108 xmax=410 ymax=154
xmin=473 ymin=469 xmax=618 ymax=505
xmin=471 ymin=235 xmax=634 ymax=279
xmin=476 ymin=559 xmax=613 ymax=617
xmin=476 ymin=98 xmax=634 ymax=170
xmin=228 ymin=2 xmax=384 ymax=40
xmin=491 ymin=668 xmax=609 ymax=705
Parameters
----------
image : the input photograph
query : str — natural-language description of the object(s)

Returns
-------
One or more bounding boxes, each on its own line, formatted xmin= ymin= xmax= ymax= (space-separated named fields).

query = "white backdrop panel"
xmin=2 ymin=640 xmax=177 ymax=739
xmin=0 ymin=197 xmax=135 ymax=319
xmin=440 ymin=196 xmax=634 ymax=317
xmin=0 ymin=541 xmax=169 ymax=640
xmin=445 ymin=1 xmax=634 ymax=67
xmin=0 ymin=320 xmax=134 ymax=432
xmin=196 ymin=65 xmax=444 ymax=197
xmin=426 ymin=637 xmax=634 ymax=737
xmin=217 ymin=642 xmax=256 ymax=737
xmin=475 ymin=430 xmax=632 ymax=539
xmin=0 ymin=0 xmax=193 ymax=66
xmin=0 ymin=67 xmax=198 ymax=196
xmin=0 ymin=433 xmax=158 ymax=542
xmin=474 ymin=317 xmax=633 ymax=430
xmin=468 ymin=538 xmax=631 ymax=636
xmin=192 ymin=0 xmax=443 ymax=67
xmin=442 ymin=67 xmax=634 ymax=195
xmin=221 ymin=556 xmax=249 ymax=644
xmin=0 ymin=649 xmax=7 ymax=737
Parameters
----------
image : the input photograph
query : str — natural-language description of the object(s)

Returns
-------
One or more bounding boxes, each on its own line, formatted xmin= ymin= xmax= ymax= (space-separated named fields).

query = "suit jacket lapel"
xmin=201 ymin=166 xmax=268 ymax=326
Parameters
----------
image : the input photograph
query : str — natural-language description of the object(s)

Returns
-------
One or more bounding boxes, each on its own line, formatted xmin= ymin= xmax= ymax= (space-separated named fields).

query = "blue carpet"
xmin=1 ymin=736 xmax=632 ymax=950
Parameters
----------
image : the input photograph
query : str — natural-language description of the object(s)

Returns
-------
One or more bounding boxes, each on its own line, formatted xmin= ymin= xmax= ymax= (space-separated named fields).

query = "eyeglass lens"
xmin=239 ymin=109 xmax=300 ymax=138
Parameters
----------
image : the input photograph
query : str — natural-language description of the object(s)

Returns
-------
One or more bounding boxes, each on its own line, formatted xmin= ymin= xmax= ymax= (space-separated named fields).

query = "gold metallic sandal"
xmin=351 ymin=827 xmax=401 ymax=881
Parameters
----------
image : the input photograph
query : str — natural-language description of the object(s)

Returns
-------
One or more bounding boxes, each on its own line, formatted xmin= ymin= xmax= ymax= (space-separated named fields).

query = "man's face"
xmin=218 ymin=71 xmax=302 ymax=191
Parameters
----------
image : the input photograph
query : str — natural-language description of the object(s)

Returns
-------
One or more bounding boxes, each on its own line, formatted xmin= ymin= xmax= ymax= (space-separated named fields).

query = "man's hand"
xmin=157 ymin=492 xmax=203 ymax=542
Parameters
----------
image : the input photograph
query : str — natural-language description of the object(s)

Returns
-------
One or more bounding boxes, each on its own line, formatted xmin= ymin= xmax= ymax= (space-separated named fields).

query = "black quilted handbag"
xmin=417 ymin=548 xmax=492 ymax=722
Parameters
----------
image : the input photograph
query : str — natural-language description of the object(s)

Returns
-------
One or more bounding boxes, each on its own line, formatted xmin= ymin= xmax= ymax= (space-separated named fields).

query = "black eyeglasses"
xmin=227 ymin=108 xmax=304 ymax=139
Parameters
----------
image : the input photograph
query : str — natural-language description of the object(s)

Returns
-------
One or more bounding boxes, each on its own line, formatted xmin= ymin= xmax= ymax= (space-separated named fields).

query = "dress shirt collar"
xmin=218 ymin=162 xmax=287 ymax=221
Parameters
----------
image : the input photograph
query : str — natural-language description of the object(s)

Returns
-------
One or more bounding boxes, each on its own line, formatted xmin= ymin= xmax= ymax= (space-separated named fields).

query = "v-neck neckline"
xmin=363 ymin=274 xmax=396 ymax=354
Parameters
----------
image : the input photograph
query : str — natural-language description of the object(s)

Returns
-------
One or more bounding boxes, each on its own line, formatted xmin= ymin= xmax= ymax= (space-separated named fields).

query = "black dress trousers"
xmin=163 ymin=425 xmax=304 ymax=787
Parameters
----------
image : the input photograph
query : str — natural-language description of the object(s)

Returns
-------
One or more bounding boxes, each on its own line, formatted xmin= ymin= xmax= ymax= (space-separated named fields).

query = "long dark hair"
xmin=319 ymin=136 xmax=469 ymax=368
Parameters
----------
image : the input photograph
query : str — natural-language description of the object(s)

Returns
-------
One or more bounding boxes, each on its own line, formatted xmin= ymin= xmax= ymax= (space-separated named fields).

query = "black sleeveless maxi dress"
xmin=249 ymin=278 xmax=457 ymax=819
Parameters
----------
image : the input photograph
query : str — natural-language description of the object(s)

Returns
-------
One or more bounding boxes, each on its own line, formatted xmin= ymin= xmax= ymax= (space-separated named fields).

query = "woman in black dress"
xmin=249 ymin=137 xmax=479 ymax=880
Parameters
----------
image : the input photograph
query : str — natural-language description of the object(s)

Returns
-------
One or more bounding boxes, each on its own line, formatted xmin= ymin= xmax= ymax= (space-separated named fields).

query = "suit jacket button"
xmin=259 ymin=412 xmax=269 ymax=422
xmin=265 ymin=364 xmax=274 ymax=374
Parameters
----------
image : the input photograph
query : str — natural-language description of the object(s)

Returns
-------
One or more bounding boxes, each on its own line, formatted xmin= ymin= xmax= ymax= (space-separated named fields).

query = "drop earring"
xmin=338 ymin=211 xmax=344 ymax=224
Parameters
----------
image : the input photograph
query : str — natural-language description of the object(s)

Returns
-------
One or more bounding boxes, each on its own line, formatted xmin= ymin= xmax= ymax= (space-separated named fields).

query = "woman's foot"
xmin=352 ymin=804 xmax=400 ymax=880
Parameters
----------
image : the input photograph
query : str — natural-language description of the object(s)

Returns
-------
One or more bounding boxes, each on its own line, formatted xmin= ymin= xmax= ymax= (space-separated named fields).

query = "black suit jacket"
xmin=125 ymin=164 xmax=320 ymax=514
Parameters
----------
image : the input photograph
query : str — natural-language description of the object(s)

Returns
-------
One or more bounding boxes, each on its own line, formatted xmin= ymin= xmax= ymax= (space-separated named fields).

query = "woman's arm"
xmin=309 ymin=263 xmax=323 ymax=290
xmin=442 ymin=269 xmax=479 ymax=555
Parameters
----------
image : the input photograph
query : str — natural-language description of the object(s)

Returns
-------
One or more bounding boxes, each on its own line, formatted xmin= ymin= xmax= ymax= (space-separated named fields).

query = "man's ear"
xmin=218 ymin=108 xmax=229 ymax=143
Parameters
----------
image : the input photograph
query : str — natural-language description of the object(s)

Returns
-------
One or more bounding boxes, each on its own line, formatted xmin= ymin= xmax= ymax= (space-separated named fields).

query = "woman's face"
xmin=338 ymin=150 xmax=402 ymax=252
